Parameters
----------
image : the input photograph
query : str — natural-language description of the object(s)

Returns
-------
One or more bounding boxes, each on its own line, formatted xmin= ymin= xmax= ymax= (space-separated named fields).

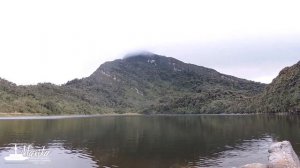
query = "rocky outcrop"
xmin=268 ymin=141 xmax=300 ymax=168
xmin=241 ymin=141 xmax=300 ymax=168
xmin=241 ymin=163 xmax=268 ymax=168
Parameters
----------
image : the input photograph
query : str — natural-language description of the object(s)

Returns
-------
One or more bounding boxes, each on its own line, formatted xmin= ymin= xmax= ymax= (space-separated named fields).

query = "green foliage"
xmin=0 ymin=54 xmax=298 ymax=115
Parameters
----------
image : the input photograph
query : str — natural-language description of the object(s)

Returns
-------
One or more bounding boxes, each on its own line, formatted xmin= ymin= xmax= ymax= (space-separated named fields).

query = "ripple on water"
xmin=193 ymin=135 xmax=273 ymax=167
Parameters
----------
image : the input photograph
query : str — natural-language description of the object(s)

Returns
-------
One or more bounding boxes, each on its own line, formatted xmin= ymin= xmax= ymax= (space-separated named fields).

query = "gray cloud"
xmin=147 ymin=35 xmax=300 ymax=83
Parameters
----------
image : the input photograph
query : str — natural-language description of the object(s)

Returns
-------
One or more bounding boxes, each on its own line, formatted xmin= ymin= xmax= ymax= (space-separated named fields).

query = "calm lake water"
xmin=0 ymin=115 xmax=299 ymax=168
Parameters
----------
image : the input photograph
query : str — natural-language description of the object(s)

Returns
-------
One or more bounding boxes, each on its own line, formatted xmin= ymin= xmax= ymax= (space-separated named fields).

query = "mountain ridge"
xmin=0 ymin=53 xmax=298 ymax=115
xmin=253 ymin=61 xmax=300 ymax=113
xmin=64 ymin=53 xmax=265 ymax=113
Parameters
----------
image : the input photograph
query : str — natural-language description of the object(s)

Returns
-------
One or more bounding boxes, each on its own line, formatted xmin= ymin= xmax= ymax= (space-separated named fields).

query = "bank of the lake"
xmin=0 ymin=112 xmax=142 ymax=119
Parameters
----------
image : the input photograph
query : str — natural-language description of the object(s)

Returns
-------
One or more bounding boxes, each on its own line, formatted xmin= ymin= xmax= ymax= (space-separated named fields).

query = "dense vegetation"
xmin=253 ymin=61 xmax=300 ymax=113
xmin=0 ymin=53 xmax=298 ymax=115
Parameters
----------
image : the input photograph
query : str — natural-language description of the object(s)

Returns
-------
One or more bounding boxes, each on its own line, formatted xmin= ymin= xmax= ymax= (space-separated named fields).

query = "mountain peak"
xmin=123 ymin=51 xmax=158 ymax=60
xmin=1 ymin=51 xmax=281 ymax=114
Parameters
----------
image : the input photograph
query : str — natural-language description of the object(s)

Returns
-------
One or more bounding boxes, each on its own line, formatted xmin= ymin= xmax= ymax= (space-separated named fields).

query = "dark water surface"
xmin=0 ymin=115 xmax=299 ymax=168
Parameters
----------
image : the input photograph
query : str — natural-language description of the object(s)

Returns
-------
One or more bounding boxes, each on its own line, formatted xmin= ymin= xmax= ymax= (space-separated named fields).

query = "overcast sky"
xmin=0 ymin=0 xmax=299 ymax=85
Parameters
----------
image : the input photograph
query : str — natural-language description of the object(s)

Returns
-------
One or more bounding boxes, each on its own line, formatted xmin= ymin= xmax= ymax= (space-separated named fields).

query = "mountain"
xmin=253 ymin=61 xmax=300 ymax=113
xmin=0 ymin=78 xmax=99 ymax=114
xmin=63 ymin=52 xmax=265 ymax=114
xmin=1 ymin=52 xmax=298 ymax=115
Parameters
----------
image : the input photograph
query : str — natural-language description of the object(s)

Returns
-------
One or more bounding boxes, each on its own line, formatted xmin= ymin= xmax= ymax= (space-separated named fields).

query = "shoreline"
xmin=0 ymin=112 xmax=142 ymax=120
xmin=0 ymin=112 xmax=298 ymax=120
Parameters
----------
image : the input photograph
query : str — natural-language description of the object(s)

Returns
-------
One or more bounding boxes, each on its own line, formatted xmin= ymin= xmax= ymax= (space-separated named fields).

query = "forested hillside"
xmin=1 ymin=53 xmax=298 ymax=115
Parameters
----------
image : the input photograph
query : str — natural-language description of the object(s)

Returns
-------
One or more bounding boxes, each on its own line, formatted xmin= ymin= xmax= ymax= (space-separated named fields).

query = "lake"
xmin=0 ymin=114 xmax=299 ymax=168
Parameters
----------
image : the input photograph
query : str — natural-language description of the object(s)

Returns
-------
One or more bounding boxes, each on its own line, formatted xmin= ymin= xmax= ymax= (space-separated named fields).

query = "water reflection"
xmin=0 ymin=115 xmax=299 ymax=168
